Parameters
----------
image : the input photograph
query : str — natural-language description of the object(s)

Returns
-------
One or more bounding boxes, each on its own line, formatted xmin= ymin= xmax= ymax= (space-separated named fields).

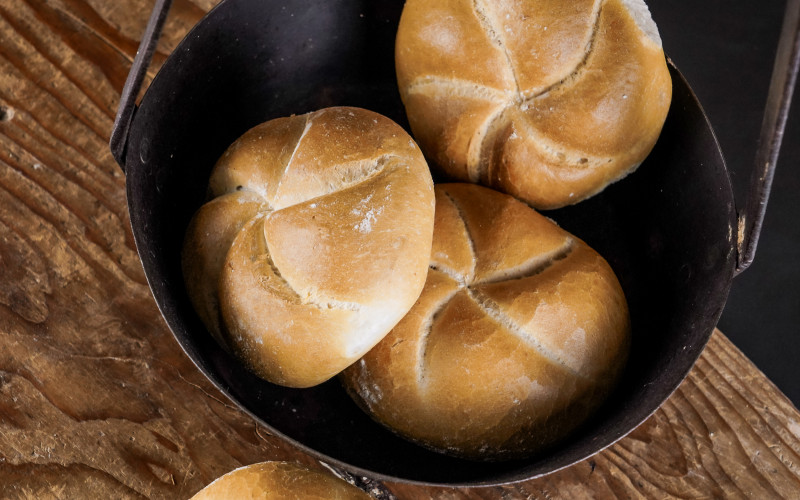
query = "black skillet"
xmin=109 ymin=0 xmax=800 ymax=487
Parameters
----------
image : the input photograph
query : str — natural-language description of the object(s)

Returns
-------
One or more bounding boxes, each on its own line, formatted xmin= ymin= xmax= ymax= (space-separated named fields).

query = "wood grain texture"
xmin=0 ymin=0 xmax=799 ymax=498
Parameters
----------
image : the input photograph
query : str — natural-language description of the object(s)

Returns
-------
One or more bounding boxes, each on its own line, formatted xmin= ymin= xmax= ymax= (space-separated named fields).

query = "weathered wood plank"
xmin=1 ymin=1 xmax=799 ymax=499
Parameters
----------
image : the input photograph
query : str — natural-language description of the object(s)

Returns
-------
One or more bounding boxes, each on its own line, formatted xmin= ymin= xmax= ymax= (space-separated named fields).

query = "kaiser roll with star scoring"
xmin=341 ymin=183 xmax=630 ymax=460
xmin=395 ymin=0 xmax=672 ymax=209
xmin=181 ymin=107 xmax=435 ymax=388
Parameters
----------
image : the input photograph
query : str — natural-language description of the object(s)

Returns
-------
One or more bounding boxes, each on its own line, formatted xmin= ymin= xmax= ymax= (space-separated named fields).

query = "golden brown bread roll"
xmin=395 ymin=0 xmax=672 ymax=209
xmin=341 ymin=183 xmax=630 ymax=460
xmin=190 ymin=462 xmax=372 ymax=499
xmin=182 ymin=107 xmax=435 ymax=388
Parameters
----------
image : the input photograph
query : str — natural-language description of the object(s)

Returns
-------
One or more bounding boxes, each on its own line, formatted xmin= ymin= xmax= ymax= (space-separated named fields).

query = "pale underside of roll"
xmin=396 ymin=0 xmax=672 ymax=209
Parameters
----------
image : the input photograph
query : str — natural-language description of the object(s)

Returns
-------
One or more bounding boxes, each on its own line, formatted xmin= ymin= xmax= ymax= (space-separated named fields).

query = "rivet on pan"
xmin=140 ymin=138 xmax=151 ymax=164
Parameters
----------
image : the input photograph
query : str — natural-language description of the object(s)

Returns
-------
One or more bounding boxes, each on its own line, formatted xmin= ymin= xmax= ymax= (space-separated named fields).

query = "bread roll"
xmin=190 ymin=462 xmax=371 ymax=499
xmin=395 ymin=0 xmax=672 ymax=209
xmin=182 ymin=107 xmax=435 ymax=388
xmin=341 ymin=184 xmax=630 ymax=460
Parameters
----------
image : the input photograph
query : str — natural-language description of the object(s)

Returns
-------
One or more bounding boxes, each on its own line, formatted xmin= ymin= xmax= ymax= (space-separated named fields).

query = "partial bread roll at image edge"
xmin=190 ymin=461 xmax=372 ymax=499
xmin=395 ymin=0 xmax=672 ymax=209
xmin=182 ymin=107 xmax=435 ymax=388
xmin=341 ymin=183 xmax=631 ymax=460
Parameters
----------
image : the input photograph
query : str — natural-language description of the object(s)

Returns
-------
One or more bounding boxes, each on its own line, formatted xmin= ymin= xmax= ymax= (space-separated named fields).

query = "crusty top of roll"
xmin=190 ymin=462 xmax=371 ymax=499
xmin=341 ymin=184 xmax=630 ymax=460
xmin=395 ymin=0 xmax=672 ymax=209
xmin=182 ymin=107 xmax=435 ymax=388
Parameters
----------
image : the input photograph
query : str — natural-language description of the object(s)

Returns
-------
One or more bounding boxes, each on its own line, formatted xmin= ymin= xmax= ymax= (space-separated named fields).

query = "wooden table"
xmin=1 ymin=0 xmax=799 ymax=498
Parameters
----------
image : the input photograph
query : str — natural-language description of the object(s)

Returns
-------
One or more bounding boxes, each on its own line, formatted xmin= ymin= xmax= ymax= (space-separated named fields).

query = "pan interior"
xmin=124 ymin=0 xmax=736 ymax=485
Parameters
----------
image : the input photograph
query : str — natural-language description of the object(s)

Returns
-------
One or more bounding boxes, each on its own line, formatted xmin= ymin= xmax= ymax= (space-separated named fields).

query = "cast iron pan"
xmin=109 ymin=0 xmax=800 ymax=487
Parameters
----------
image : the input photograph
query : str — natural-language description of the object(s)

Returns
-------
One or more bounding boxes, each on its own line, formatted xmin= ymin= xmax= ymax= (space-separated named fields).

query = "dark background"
xmin=647 ymin=0 xmax=799 ymax=406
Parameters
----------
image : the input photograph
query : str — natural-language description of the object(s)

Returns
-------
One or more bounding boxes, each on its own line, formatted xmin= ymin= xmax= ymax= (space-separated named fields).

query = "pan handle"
xmin=112 ymin=0 xmax=796 ymax=272
xmin=736 ymin=0 xmax=800 ymax=275
xmin=109 ymin=0 xmax=175 ymax=171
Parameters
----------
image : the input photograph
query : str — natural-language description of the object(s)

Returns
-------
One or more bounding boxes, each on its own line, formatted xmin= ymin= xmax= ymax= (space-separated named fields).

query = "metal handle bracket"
xmin=112 ymin=0 xmax=798 ymax=274
xmin=109 ymin=0 xmax=175 ymax=171
xmin=736 ymin=0 xmax=800 ymax=274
